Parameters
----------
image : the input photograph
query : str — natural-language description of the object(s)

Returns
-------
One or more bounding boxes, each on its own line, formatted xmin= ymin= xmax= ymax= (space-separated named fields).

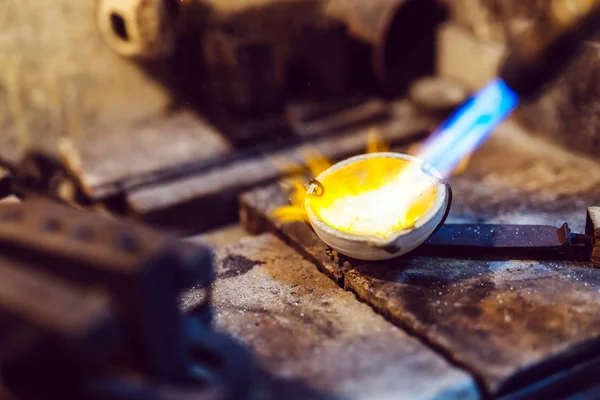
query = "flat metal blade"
xmin=413 ymin=223 xmax=588 ymax=261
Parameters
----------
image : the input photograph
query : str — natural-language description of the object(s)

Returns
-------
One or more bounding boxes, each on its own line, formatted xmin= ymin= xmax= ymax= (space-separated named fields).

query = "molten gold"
xmin=270 ymin=129 xmax=449 ymax=236
xmin=306 ymin=157 xmax=437 ymax=239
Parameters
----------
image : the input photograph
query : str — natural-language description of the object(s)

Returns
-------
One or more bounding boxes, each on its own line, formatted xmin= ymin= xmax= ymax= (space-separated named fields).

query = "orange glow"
xmin=270 ymin=131 xmax=387 ymax=224
xmin=366 ymin=128 xmax=389 ymax=154
xmin=271 ymin=149 xmax=332 ymax=224
xmin=272 ymin=177 xmax=310 ymax=223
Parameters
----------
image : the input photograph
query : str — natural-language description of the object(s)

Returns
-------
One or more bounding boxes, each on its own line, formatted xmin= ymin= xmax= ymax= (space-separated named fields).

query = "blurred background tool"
xmin=0 ymin=198 xmax=253 ymax=400
xmin=416 ymin=0 xmax=600 ymax=179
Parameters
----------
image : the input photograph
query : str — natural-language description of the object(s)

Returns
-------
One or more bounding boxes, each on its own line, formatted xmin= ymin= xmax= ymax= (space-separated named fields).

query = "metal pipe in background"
xmin=323 ymin=0 xmax=447 ymax=93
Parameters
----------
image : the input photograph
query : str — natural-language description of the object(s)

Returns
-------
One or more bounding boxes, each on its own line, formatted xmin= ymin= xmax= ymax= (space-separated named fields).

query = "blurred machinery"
xmin=0 ymin=198 xmax=253 ymax=400
xmin=95 ymin=0 xmax=447 ymax=144
xmin=94 ymin=0 xmax=600 ymax=146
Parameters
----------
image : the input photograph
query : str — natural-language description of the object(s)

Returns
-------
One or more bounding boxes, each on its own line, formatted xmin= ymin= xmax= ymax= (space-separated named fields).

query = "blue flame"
xmin=416 ymin=78 xmax=519 ymax=177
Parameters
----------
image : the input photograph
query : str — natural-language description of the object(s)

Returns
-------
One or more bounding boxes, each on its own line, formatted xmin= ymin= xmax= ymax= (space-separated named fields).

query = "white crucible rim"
xmin=304 ymin=152 xmax=449 ymax=251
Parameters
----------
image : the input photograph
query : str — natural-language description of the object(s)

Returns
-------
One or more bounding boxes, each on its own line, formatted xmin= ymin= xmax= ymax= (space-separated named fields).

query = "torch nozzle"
xmin=499 ymin=0 xmax=600 ymax=99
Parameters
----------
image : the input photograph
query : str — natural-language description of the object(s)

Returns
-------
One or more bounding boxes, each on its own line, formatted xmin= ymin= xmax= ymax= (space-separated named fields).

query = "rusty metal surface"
xmin=288 ymin=18 xmax=351 ymax=100
xmin=239 ymin=120 xmax=600 ymax=396
xmin=199 ymin=0 xmax=355 ymax=103
xmin=183 ymin=233 xmax=478 ymax=399
xmin=202 ymin=0 xmax=444 ymax=96
xmin=344 ymin=259 xmax=600 ymax=397
xmin=126 ymin=102 xmax=432 ymax=233
xmin=240 ymin=184 xmax=346 ymax=283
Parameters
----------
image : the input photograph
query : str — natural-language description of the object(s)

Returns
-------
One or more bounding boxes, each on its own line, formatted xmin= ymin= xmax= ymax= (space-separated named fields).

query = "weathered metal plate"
xmin=63 ymin=110 xmax=233 ymax=200
xmin=345 ymin=259 xmax=600 ymax=396
xmin=183 ymin=233 xmax=478 ymax=399
xmin=127 ymin=104 xmax=431 ymax=233
xmin=239 ymin=121 xmax=600 ymax=396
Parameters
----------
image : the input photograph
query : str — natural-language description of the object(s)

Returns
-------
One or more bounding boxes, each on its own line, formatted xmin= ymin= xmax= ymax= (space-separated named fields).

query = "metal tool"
xmin=0 ymin=198 xmax=253 ymax=400
xmin=409 ymin=207 xmax=600 ymax=267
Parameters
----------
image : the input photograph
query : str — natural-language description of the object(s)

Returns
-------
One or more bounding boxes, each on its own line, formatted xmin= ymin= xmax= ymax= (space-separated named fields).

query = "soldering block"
xmin=586 ymin=207 xmax=600 ymax=267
